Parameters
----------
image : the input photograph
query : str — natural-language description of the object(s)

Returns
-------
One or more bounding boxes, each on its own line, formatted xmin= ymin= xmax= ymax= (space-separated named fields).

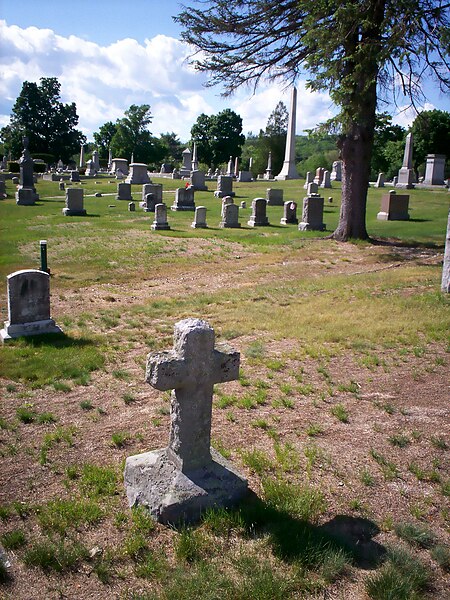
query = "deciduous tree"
xmin=190 ymin=109 xmax=245 ymax=167
xmin=0 ymin=77 xmax=85 ymax=163
xmin=176 ymin=0 xmax=450 ymax=240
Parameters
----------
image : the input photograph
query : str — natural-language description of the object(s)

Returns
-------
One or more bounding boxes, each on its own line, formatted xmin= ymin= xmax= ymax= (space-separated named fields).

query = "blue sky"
xmin=1 ymin=0 xmax=449 ymax=142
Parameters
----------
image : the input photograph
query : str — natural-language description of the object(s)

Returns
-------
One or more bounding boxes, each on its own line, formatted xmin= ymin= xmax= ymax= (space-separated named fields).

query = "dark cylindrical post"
xmin=40 ymin=239 xmax=48 ymax=273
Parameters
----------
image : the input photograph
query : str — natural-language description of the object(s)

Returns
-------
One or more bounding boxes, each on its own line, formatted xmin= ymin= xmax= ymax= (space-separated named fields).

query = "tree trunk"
xmin=332 ymin=126 xmax=372 ymax=241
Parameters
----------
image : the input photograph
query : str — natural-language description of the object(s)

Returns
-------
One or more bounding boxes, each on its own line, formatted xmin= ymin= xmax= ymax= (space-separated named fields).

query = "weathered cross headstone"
xmin=220 ymin=203 xmax=240 ymax=228
xmin=63 ymin=188 xmax=86 ymax=216
xmin=1 ymin=270 xmax=62 ymax=342
xmin=281 ymin=201 xmax=298 ymax=225
xmin=124 ymin=318 xmax=248 ymax=523
xmin=172 ymin=187 xmax=195 ymax=211
xmin=266 ymin=188 xmax=284 ymax=206
xmin=151 ymin=203 xmax=170 ymax=230
xmin=442 ymin=209 xmax=450 ymax=293
xmin=376 ymin=190 xmax=410 ymax=221
xmin=248 ymin=197 xmax=269 ymax=227
xmin=191 ymin=206 xmax=207 ymax=228
xmin=15 ymin=137 xmax=39 ymax=205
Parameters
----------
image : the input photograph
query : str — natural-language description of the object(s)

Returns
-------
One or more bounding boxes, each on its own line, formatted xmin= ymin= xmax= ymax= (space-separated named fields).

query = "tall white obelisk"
xmin=275 ymin=87 xmax=300 ymax=180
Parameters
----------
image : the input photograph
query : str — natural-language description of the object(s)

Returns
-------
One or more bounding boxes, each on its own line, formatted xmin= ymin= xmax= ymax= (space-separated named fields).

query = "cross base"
xmin=124 ymin=447 xmax=248 ymax=524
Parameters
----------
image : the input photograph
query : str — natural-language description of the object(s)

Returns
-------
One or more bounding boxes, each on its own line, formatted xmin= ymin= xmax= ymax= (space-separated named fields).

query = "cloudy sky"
xmin=1 ymin=0 xmax=449 ymax=143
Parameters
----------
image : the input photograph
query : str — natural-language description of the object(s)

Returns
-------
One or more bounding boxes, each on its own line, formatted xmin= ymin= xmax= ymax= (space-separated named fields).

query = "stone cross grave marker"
xmin=124 ymin=318 xmax=248 ymax=523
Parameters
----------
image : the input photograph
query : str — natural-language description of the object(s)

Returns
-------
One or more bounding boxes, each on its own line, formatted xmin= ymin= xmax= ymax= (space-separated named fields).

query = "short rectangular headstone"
xmin=299 ymin=193 xmax=326 ymax=231
xmin=281 ymin=201 xmax=298 ymax=225
xmin=377 ymin=190 xmax=410 ymax=220
xmin=116 ymin=182 xmax=133 ymax=201
xmin=214 ymin=176 xmax=235 ymax=198
xmin=1 ymin=270 xmax=62 ymax=342
xmin=151 ymin=203 xmax=170 ymax=230
xmin=141 ymin=183 xmax=163 ymax=204
xmin=248 ymin=198 xmax=269 ymax=227
xmin=191 ymin=206 xmax=207 ymax=228
xmin=220 ymin=203 xmax=240 ymax=228
xmin=266 ymin=188 xmax=284 ymax=206
xmin=124 ymin=318 xmax=247 ymax=523
xmin=63 ymin=188 xmax=86 ymax=216
xmin=171 ymin=187 xmax=195 ymax=211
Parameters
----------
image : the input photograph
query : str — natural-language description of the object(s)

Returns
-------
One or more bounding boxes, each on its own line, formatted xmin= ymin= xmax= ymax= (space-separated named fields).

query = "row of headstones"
xmin=139 ymin=195 xmax=325 ymax=231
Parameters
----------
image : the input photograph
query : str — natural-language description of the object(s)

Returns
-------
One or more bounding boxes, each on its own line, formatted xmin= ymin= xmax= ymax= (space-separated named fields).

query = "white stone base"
xmin=1 ymin=319 xmax=63 ymax=343
xmin=124 ymin=447 xmax=248 ymax=524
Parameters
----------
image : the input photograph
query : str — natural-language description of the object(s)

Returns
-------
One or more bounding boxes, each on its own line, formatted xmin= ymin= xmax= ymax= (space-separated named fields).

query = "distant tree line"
xmin=1 ymin=77 xmax=448 ymax=179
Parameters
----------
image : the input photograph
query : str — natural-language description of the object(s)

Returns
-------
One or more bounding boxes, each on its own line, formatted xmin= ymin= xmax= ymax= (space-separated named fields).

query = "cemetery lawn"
xmin=0 ymin=176 xmax=449 ymax=599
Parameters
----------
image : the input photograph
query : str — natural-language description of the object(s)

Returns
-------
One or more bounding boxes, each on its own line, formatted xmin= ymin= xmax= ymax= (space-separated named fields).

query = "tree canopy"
xmin=93 ymin=121 xmax=117 ymax=159
xmin=0 ymin=77 xmax=86 ymax=163
xmin=190 ymin=109 xmax=245 ymax=166
xmin=176 ymin=0 xmax=450 ymax=240
xmin=410 ymin=109 xmax=450 ymax=173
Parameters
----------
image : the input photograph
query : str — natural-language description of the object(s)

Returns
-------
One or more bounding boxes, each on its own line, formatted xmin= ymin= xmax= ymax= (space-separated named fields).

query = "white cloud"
xmin=0 ymin=19 xmax=337 ymax=142
xmin=392 ymin=102 xmax=436 ymax=129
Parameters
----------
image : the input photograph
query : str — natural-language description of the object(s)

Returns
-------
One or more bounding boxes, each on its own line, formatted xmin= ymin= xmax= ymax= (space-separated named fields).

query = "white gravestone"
xmin=424 ymin=154 xmax=446 ymax=185
xmin=396 ymin=133 xmax=415 ymax=189
xmin=124 ymin=318 xmax=248 ymax=523
xmin=191 ymin=206 xmax=207 ymax=229
xmin=151 ymin=203 xmax=170 ymax=230
xmin=1 ymin=270 xmax=62 ymax=342
xmin=220 ymin=203 xmax=240 ymax=228
xmin=63 ymin=188 xmax=86 ymax=216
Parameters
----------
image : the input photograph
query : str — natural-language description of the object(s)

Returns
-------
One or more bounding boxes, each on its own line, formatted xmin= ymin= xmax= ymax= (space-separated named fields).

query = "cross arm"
xmin=146 ymin=351 xmax=188 ymax=391
xmin=212 ymin=344 xmax=240 ymax=384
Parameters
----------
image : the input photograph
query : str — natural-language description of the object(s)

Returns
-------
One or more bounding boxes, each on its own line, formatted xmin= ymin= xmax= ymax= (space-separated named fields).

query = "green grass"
xmin=330 ymin=403 xmax=349 ymax=423
xmin=388 ymin=433 xmax=410 ymax=448
xmin=36 ymin=498 xmax=103 ymax=534
xmin=39 ymin=425 xmax=76 ymax=465
xmin=370 ymin=449 xmax=399 ymax=480
xmin=0 ymin=529 xmax=26 ymax=550
xmin=394 ymin=522 xmax=436 ymax=548
xmin=79 ymin=463 xmax=118 ymax=497
xmin=0 ymin=334 xmax=105 ymax=388
xmin=24 ymin=539 xmax=88 ymax=572
xmin=365 ymin=544 xmax=430 ymax=600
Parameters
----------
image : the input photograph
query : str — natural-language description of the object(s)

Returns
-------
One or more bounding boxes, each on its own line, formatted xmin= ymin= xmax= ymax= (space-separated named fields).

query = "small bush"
xmin=430 ymin=544 xmax=450 ymax=571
